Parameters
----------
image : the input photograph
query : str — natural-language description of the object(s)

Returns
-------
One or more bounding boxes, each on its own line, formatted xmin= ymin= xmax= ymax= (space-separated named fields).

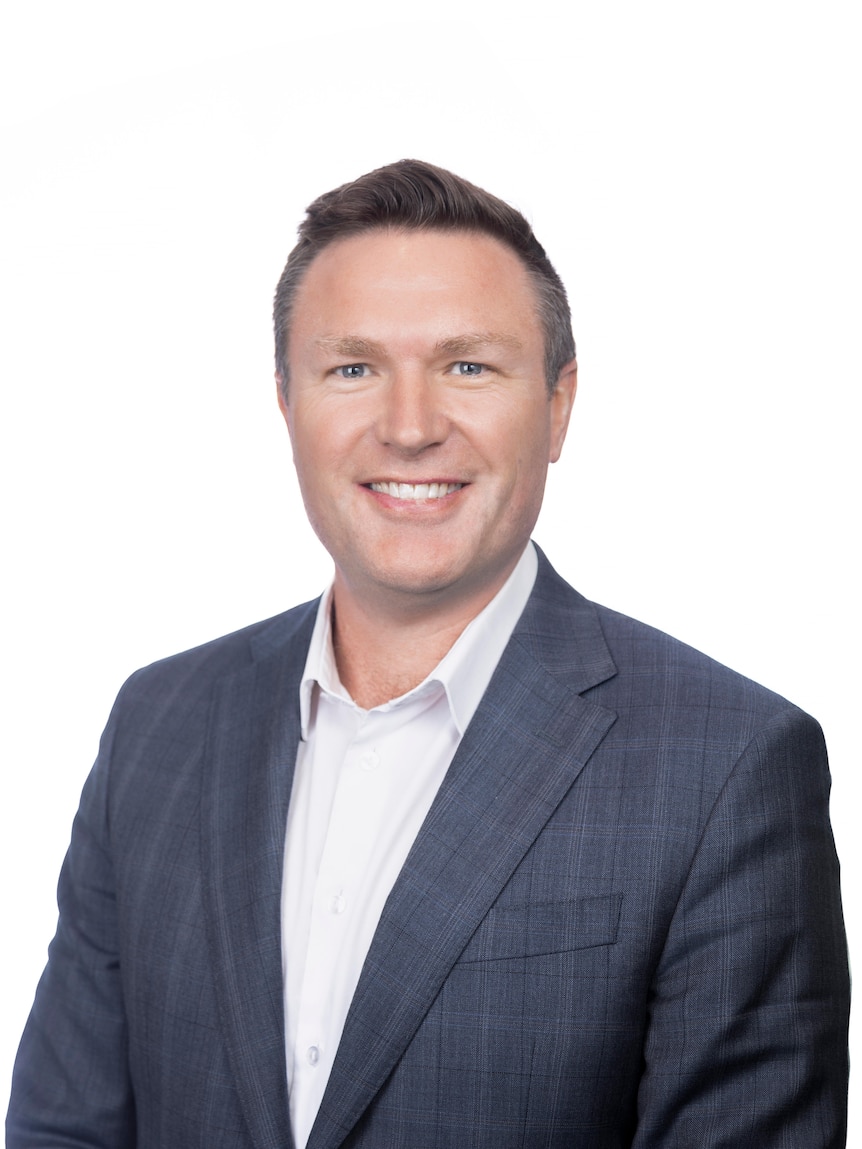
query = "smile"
xmin=369 ymin=482 xmax=464 ymax=500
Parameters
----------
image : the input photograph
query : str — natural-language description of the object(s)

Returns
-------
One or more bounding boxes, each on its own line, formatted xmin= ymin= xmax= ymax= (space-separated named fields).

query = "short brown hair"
xmin=273 ymin=159 xmax=575 ymax=396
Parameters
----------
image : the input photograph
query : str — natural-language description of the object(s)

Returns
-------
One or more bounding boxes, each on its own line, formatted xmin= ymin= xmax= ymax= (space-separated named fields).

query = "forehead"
xmin=289 ymin=228 xmax=544 ymax=349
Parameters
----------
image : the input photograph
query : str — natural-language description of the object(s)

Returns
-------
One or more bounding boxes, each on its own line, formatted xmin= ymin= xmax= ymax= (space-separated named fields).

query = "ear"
xmin=276 ymin=373 xmax=292 ymax=436
xmin=548 ymin=358 xmax=577 ymax=463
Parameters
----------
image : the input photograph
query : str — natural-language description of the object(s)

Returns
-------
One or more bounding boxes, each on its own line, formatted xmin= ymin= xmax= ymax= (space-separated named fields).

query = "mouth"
xmin=367 ymin=481 xmax=464 ymax=500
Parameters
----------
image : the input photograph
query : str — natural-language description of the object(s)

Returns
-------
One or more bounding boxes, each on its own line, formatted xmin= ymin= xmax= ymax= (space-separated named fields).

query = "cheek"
xmin=508 ymin=427 xmax=553 ymax=514
xmin=300 ymin=395 xmax=371 ymax=458
xmin=511 ymin=414 xmax=552 ymax=478
xmin=291 ymin=410 xmax=343 ymax=472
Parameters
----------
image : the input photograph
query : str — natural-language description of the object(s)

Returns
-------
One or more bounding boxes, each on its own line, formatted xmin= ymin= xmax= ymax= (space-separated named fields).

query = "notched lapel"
xmin=200 ymin=608 xmax=315 ymax=1149
xmin=309 ymin=560 xmax=618 ymax=1149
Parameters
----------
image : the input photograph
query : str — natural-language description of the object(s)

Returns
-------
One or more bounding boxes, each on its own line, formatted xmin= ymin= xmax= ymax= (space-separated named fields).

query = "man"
xmin=8 ymin=160 xmax=849 ymax=1147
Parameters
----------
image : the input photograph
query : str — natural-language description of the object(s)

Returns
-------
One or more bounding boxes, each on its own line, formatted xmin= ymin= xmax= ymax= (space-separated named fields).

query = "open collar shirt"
xmin=281 ymin=542 xmax=538 ymax=1149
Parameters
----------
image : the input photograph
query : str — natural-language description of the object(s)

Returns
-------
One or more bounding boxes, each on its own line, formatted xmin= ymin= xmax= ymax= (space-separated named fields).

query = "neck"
xmin=330 ymin=569 xmax=515 ymax=710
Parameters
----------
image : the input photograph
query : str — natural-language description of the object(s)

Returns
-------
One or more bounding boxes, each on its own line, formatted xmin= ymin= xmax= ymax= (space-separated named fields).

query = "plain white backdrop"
xmin=2 ymin=0 xmax=859 ymax=1134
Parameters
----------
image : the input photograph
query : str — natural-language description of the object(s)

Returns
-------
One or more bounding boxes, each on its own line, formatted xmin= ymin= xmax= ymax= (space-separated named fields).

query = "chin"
xmin=375 ymin=567 xmax=459 ymax=598
xmin=370 ymin=551 xmax=507 ymax=606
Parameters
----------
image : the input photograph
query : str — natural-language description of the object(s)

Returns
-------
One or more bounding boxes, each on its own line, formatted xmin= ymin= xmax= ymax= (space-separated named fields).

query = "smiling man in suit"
xmin=8 ymin=160 xmax=850 ymax=1147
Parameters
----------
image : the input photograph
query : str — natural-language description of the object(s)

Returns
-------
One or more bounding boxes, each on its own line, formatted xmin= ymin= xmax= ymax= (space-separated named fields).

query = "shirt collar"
xmin=299 ymin=542 xmax=538 ymax=739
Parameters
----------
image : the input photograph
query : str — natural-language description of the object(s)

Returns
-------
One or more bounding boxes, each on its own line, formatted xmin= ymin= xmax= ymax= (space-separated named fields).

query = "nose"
xmin=376 ymin=370 xmax=448 ymax=453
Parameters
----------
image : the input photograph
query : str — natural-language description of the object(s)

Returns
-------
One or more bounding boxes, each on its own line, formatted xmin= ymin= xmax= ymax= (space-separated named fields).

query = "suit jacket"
xmin=7 ymin=550 xmax=850 ymax=1148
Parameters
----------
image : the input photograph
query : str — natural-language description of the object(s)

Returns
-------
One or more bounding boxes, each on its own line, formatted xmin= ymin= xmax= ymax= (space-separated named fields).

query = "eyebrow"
xmin=313 ymin=332 xmax=525 ymax=359
xmin=434 ymin=332 xmax=525 ymax=356
xmin=314 ymin=336 xmax=386 ymax=358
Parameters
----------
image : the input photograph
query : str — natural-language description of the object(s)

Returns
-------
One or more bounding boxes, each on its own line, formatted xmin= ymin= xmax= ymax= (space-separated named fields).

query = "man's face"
xmin=279 ymin=228 xmax=575 ymax=616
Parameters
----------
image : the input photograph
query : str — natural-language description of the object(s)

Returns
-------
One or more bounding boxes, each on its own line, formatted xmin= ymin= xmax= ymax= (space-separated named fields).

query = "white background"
xmin=2 ymin=0 xmax=859 ymax=1135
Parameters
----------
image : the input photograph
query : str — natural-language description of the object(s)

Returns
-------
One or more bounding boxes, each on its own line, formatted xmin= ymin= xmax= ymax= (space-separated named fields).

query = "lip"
xmin=362 ymin=480 xmax=467 ymax=510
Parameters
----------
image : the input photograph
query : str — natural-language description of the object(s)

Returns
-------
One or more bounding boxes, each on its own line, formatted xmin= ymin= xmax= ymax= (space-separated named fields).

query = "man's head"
xmin=274 ymin=159 xmax=575 ymax=397
xmin=274 ymin=163 xmax=578 ymax=621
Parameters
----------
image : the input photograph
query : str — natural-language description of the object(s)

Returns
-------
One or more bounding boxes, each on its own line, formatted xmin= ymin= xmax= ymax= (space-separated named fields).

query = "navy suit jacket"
xmin=8 ymin=550 xmax=850 ymax=1147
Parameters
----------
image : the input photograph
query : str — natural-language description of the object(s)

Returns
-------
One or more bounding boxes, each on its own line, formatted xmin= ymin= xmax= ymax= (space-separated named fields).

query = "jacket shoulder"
xmin=113 ymin=598 xmax=319 ymax=714
xmin=530 ymin=547 xmax=808 ymax=725
xmin=592 ymin=598 xmax=802 ymax=715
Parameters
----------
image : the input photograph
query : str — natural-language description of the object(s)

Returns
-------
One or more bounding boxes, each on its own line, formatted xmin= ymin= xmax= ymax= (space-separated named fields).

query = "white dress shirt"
xmin=281 ymin=543 xmax=538 ymax=1149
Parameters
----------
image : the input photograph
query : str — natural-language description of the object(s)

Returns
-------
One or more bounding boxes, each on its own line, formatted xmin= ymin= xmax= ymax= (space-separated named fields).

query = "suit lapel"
xmin=308 ymin=555 xmax=618 ymax=1149
xmin=200 ymin=607 xmax=316 ymax=1149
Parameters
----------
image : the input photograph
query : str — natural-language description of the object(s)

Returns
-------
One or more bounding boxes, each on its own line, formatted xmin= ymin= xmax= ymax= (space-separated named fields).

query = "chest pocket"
xmin=457 ymin=892 xmax=623 ymax=964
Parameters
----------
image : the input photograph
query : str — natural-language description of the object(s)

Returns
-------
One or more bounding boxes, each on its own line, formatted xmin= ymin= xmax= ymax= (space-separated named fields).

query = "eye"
xmin=451 ymin=361 xmax=485 ymax=377
xmin=334 ymin=363 xmax=370 ymax=379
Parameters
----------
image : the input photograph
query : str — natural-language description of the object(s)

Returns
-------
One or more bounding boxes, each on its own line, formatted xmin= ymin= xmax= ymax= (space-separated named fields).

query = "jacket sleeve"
xmin=6 ymin=696 xmax=137 ymax=1148
xmin=632 ymin=708 xmax=850 ymax=1148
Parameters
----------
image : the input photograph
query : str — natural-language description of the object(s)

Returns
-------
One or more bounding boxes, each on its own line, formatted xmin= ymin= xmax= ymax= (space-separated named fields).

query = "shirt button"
xmin=360 ymin=751 xmax=380 ymax=771
xmin=307 ymin=1045 xmax=320 ymax=1066
xmin=330 ymin=893 xmax=346 ymax=915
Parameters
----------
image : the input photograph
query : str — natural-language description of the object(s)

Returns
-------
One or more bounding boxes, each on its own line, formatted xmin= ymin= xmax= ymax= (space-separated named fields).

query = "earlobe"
xmin=549 ymin=359 xmax=577 ymax=463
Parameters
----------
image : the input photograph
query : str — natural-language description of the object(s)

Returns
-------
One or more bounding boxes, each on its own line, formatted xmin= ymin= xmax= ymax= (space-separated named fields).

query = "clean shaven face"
xmin=279 ymin=228 xmax=575 ymax=616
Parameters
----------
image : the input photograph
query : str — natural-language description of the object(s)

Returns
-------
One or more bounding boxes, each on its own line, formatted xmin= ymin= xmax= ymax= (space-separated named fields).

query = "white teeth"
xmin=370 ymin=481 xmax=463 ymax=500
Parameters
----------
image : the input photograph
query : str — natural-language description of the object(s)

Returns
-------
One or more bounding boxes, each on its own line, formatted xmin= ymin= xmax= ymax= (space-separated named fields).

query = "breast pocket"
xmin=457 ymin=892 xmax=623 ymax=964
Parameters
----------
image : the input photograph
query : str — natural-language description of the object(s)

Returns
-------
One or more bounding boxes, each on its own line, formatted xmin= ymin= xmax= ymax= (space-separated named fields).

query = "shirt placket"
xmin=291 ymin=709 xmax=388 ymax=1100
